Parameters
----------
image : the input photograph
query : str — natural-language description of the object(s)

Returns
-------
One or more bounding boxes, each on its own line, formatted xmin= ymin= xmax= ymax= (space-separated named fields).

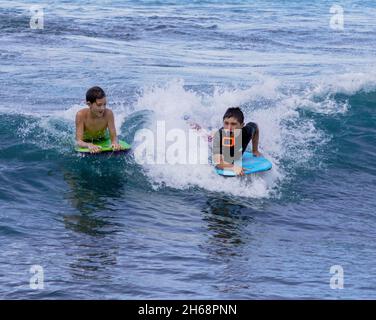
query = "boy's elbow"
xmin=254 ymin=124 xmax=259 ymax=135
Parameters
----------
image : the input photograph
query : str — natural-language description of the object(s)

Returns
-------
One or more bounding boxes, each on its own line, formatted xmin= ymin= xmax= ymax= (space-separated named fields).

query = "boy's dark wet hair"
xmin=223 ymin=107 xmax=244 ymax=124
xmin=86 ymin=86 xmax=106 ymax=104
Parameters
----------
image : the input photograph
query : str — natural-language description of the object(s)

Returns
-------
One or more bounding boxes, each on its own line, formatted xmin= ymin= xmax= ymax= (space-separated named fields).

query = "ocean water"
xmin=0 ymin=0 xmax=375 ymax=299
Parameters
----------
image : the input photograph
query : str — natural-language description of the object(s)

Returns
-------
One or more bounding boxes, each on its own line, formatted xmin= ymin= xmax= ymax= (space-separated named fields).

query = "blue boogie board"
xmin=215 ymin=151 xmax=272 ymax=176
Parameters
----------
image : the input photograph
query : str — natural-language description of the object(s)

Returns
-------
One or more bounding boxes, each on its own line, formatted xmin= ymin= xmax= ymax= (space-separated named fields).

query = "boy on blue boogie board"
xmin=212 ymin=107 xmax=262 ymax=176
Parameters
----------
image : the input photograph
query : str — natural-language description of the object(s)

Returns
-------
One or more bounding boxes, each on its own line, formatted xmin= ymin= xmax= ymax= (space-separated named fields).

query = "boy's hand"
xmin=253 ymin=150 xmax=262 ymax=157
xmin=111 ymin=142 xmax=122 ymax=151
xmin=233 ymin=165 xmax=245 ymax=176
xmin=88 ymin=144 xmax=102 ymax=153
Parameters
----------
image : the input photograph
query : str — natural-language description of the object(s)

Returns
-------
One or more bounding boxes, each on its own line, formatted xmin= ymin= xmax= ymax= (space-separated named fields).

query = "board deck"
xmin=215 ymin=151 xmax=272 ymax=176
xmin=75 ymin=139 xmax=131 ymax=153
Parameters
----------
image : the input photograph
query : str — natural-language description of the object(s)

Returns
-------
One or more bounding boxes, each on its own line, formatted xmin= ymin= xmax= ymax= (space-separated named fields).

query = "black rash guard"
xmin=212 ymin=122 xmax=258 ymax=164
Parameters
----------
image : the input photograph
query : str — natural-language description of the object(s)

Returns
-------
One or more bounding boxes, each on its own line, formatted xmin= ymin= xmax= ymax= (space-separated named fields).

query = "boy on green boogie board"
xmin=75 ymin=86 xmax=123 ymax=153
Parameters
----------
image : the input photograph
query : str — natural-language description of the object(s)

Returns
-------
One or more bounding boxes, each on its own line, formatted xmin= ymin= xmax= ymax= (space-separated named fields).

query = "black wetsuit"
xmin=212 ymin=122 xmax=258 ymax=164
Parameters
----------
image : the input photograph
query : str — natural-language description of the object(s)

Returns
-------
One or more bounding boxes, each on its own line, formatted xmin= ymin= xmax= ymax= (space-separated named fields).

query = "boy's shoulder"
xmin=103 ymin=109 xmax=115 ymax=120
xmin=76 ymin=108 xmax=89 ymax=117
xmin=75 ymin=108 xmax=114 ymax=120
xmin=244 ymin=121 xmax=258 ymax=129
xmin=243 ymin=122 xmax=258 ymax=136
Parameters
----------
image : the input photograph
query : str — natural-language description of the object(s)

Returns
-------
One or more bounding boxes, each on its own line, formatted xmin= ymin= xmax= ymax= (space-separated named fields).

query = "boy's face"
xmin=223 ymin=117 xmax=243 ymax=131
xmin=88 ymin=97 xmax=107 ymax=118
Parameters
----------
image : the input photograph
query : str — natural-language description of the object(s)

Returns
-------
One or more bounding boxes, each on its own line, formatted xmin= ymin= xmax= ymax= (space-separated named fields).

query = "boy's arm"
xmin=213 ymin=154 xmax=244 ymax=176
xmin=107 ymin=110 xmax=121 ymax=149
xmin=75 ymin=112 xmax=91 ymax=148
xmin=212 ymin=130 xmax=244 ymax=175
xmin=252 ymin=124 xmax=261 ymax=157
xmin=213 ymin=154 xmax=231 ymax=168
xmin=75 ymin=111 xmax=102 ymax=153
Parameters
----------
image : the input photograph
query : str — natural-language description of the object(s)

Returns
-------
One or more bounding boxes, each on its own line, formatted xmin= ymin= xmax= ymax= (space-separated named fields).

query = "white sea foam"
xmin=9 ymin=71 xmax=376 ymax=198
xmin=132 ymin=76 xmax=319 ymax=198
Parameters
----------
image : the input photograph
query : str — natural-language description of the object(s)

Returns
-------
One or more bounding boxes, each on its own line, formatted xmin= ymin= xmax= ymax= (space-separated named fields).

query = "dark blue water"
xmin=1 ymin=0 xmax=375 ymax=299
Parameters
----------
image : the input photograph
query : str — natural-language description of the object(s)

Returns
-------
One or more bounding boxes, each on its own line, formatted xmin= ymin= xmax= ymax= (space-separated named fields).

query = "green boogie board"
xmin=75 ymin=139 xmax=131 ymax=153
